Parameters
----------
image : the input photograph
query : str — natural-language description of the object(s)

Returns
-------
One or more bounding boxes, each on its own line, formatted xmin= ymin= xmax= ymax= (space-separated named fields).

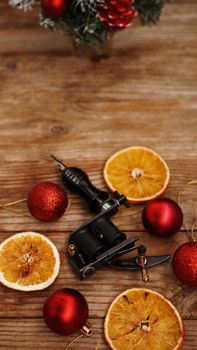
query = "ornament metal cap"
xmin=81 ymin=321 xmax=93 ymax=337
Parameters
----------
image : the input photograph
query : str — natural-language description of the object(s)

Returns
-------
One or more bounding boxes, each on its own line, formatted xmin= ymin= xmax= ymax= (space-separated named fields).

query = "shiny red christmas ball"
xmin=43 ymin=288 xmax=89 ymax=335
xmin=172 ymin=242 xmax=197 ymax=287
xmin=41 ymin=0 xmax=68 ymax=19
xmin=142 ymin=198 xmax=183 ymax=237
xmin=27 ymin=182 xmax=68 ymax=222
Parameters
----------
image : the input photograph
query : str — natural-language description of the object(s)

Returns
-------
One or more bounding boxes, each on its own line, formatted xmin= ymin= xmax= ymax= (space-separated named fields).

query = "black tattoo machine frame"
xmin=51 ymin=155 xmax=171 ymax=281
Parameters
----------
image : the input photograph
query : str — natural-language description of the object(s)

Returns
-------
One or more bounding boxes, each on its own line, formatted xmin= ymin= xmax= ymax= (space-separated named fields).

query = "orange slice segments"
xmin=104 ymin=146 xmax=170 ymax=203
xmin=105 ymin=288 xmax=184 ymax=350
xmin=0 ymin=232 xmax=60 ymax=291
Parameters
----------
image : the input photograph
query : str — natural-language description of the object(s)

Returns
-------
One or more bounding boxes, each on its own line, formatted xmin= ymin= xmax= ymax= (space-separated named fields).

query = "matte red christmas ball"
xmin=27 ymin=182 xmax=68 ymax=222
xmin=41 ymin=0 xmax=68 ymax=19
xmin=43 ymin=288 xmax=89 ymax=335
xmin=142 ymin=197 xmax=183 ymax=237
xmin=172 ymin=242 xmax=197 ymax=287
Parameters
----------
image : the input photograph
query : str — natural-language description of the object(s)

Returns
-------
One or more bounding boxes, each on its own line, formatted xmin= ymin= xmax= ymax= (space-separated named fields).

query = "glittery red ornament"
xmin=97 ymin=0 xmax=137 ymax=30
xmin=27 ymin=182 xmax=68 ymax=222
xmin=43 ymin=288 xmax=89 ymax=335
xmin=172 ymin=242 xmax=197 ymax=287
xmin=142 ymin=198 xmax=183 ymax=238
xmin=41 ymin=0 xmax=68 ymax=19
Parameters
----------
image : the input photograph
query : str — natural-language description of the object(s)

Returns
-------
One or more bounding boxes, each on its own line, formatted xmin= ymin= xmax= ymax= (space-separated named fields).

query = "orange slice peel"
xmin=0 ymin=232 xmax=60 ymax=291
xmin=105 ymin=288 xmax=184 ymax=350
xmin=104 ymin=146 xmax=170 ymax=203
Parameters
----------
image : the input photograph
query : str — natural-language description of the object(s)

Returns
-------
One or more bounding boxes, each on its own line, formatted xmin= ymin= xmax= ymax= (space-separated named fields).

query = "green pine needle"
xmin=134 ymin=0 xmax=164 ymax=25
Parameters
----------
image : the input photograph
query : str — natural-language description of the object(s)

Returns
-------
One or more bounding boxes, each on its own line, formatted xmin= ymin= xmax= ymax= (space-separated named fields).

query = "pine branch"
xmin=10 ymin=0 xmax=166 ymax=46
xmin=40 ymin=0 xmax=113 ymax=46
xmin=64 ymin=0 xmax=111 ymax=45
xmin=134 ymin=0 xmax=164 ymax=25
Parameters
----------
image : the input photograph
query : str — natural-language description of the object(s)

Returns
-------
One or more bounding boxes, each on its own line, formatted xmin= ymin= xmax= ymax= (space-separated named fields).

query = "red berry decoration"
xmin=142 ymin=198 xmax=183 ymax=238
xmin=43 ymin=288 xmax=89 ymax=335
xmin=172 ymin=242 xmax=197 ymax=287
xmin=28 ymin=182 xmax=68 ymax=222
xmin=41 ymin=0 xmax=68 ymax=19
xmin=97 ymin=0 xmax=137 ymax=30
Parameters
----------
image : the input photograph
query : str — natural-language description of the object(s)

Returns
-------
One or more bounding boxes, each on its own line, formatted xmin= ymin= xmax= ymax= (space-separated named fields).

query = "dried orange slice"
xmin=105 ymin=288 xmax=184 ymax=350
xmin=0 ymin=232 xmax=60 ymax=291
xmin=104 ymin=146 xmax=170 ymax=203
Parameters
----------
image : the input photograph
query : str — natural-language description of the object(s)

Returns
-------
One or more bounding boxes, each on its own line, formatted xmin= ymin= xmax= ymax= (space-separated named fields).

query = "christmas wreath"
xmin=9 ymin=0 xmax=164 ymax=46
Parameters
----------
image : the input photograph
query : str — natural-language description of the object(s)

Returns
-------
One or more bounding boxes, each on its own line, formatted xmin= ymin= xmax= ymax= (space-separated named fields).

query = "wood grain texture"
xmin=0 ymin=0 xmax=197 ymax=349
xmin=0 ymin=319 xmax=197 ymax=350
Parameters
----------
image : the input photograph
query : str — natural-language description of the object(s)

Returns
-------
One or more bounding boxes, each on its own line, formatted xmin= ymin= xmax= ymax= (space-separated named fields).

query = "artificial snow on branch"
xmin=9 ymin=0 xmax=36 ymax=11
xmin=39 ymin=13 xmax=56 ymax=29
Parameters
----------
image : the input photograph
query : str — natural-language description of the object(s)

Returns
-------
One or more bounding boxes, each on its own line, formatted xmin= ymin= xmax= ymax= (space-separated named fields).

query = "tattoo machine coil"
xmin=51 ymin=155 xmax=171 ymax=281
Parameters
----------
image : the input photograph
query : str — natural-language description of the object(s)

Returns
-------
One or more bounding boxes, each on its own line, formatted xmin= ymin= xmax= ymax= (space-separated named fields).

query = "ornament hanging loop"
xmin=177 ymin=180 xmax=197 ymax=242
xmin=64 ymin=322 xmax=100 ymax=350
xmin=0 ymin=198 xmax=29 ymax=217
xmin=64 ymin=334 xmax=84 ymax=350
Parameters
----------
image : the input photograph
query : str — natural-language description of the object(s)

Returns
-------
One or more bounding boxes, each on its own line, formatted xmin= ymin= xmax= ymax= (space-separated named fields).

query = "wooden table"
xmin=0 ymin=1 xmax=196 ymax=349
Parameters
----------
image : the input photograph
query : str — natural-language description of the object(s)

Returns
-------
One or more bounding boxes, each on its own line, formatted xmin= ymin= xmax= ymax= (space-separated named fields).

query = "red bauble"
xmin=43 ymin=288 xmax=89 ymax=335
xmin=27 ymin=182 xmax=68 ymax=222
xmin=142 ymin=198 xmax=183 ymax=237
xmin=97 ymin=0 xmax=137 ymax=30
xmin=172 ymin=242 xmax=197 ymax=287
xmin=41 ymin=0 xmax=68 ymax=19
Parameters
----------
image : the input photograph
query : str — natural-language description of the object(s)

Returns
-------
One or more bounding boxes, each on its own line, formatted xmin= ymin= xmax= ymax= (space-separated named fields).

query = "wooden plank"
xmin=0 ymin=318 xmax=196 ymax=349
xmin=0 ymin=231 xmax=196 ymax=319
xmin=0 ymin=2 xmax=40 ymax=29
